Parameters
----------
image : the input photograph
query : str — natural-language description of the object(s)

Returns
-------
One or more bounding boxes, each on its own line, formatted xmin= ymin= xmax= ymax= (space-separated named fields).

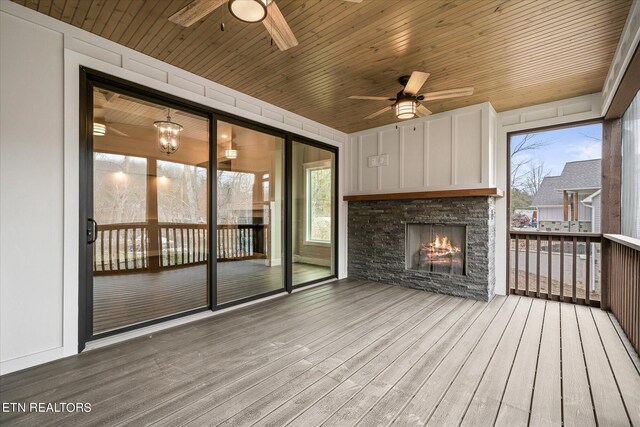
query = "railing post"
xmin=600 ymin=118 xmax=622 ymax=310
xmin=146 ymin=159 xmax=160 ymax=272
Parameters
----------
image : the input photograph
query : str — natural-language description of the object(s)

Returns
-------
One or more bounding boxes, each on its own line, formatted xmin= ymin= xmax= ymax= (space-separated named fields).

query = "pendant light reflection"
xmin=154 ymin=109 xmax=183 ymax=155
xmin=93 ymin=122 xmax=106 ymax=136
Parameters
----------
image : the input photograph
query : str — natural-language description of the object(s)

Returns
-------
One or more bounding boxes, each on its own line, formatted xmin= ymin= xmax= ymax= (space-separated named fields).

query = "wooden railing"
xmin=604 ymin=234 xmax=640 ymax=354
xmin=93 ymin=222 xmax=268 ymax=275
xmin=217 ymin=224 xmax=268 ymax=261
xmin=159 ymin=223 xmax=208 ymax=268
xmin=509 ymin=231 xmax=602 ymax=306
xmin=93 ymin=223 xmax=148 ymax=274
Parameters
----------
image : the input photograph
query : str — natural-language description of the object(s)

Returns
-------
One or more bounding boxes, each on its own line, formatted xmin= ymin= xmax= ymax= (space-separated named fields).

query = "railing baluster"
xmin=560 ymin=236 xmax=565 ymax=302
xmin=548 ymin=235 xmax=552 ymax=300
xmin=124 ymin=228 xmax=129 ymax=270
xmin=181 ymin=228 xmax=186 ymax=265
xmin=117 ymin=228 xmax=122 ymax=271
xmin=514 ymin=235 xmax=519 ymax=294
xmin=172 ymin=227 xmax=177 ymax=266
xmin=108 ymin=229 xmax=113 ymax=271
xmin=525 ymin=235 xmax=530 ymax=296
xmin=100 ymin=229 xmax=105 ymax=272
xmin=133 ymin=227 xmax=138 ymax=269
xmin=536 ymin=235 xmax=541 ymax=298
xmin=572 ymin=237 xmax=577 ymax=303
xmin=585 ymin=237 xmax=591 ymax=305
xmin=93 ymin=236 xmax=97 ymax=271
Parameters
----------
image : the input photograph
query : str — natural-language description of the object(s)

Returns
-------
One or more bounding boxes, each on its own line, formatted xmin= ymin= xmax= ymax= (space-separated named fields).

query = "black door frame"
xmin=78 ymin=67 xmax=339 ymax=350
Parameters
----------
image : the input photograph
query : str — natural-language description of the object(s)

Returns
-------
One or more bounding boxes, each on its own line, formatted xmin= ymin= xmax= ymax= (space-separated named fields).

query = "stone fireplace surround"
xmin=348 ymin=197 xmax=496 ymax=301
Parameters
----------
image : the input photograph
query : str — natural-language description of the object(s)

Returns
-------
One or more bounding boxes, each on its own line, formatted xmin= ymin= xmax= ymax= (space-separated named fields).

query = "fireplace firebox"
xmin=406 ymin=223 xmax=466 ymax=275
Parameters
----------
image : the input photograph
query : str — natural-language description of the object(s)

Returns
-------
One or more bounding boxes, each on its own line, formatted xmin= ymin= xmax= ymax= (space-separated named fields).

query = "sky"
xmin=510 ymin=123 xmax=602 ymax=177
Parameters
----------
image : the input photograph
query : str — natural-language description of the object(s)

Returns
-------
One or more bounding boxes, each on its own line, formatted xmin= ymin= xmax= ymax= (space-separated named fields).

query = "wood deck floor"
xmin=94 ymin=261 xmax=331 ymax=333
xmin=1 ymin=280 xmax=639 ymax=426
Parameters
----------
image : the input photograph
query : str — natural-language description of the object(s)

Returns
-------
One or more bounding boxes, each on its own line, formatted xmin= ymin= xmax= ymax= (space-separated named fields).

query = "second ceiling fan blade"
xmin=169 ymin=0 xmax=226 ymax=27
xmin=416 ymin=104 xmax=432 ymax=117
xmin=348 ymin=96 xmax=395 ymax=101
xmin=421 ymin=87 xmax=474 ymax=101
xmin=264 ymin=1 xmax=298 ymax=51
xmin=364 ymin=106 xmax=392 ymax=120
xmin=404 ymin=71 xmax=430 ymax=95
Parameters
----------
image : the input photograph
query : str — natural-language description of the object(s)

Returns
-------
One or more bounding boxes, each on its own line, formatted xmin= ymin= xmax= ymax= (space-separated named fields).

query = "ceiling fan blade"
xmin=403 ymin=71 xmax=430 ymax=95
xmin=107 ymin=125 xmax=129 ymax=137
xmin=420 ymin=87 xmax=474 ymax=101
xmin=264 ymin=1 xmax=298 ymax=51
xmin=168 ymin=0 xmax=226 ymax=27
xmin=416 ymin=104 xmax=432 ymax=117
xmin=364 ymin=106 xmax=392 ymax=120
xmin=348 ymin=96 xmax=395 ymax=101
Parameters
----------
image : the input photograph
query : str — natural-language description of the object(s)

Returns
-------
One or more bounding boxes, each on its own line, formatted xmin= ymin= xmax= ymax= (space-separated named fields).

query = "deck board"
xmin=530 ymin=300 xmax=562 ymax=426
xmin=561 ymin=303 xmax=597 ymax=427
xmin=1 ymin=280 xmax=639 ymax=427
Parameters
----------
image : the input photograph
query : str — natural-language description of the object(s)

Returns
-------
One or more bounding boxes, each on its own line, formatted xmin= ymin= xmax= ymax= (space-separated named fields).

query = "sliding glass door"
xmin=292 ymin=141 xmax=336 ymax=286
xmin=216 ymin=121 xmax=285 ymax=304
xmin=90 ymin=85 xmax=210 ymax=335
xmin=80 ymin=70 xmax=338 ymax=347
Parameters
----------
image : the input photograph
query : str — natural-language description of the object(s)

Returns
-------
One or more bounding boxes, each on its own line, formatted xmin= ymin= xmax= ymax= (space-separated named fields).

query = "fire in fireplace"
xmin=406 ymin=223 xmax=466 ymax=275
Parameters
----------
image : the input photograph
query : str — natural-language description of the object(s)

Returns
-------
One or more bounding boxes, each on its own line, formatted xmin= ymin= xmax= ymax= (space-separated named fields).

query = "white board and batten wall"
xmin=0 ymin=1 xmax=347 ymax=375
xmin=346 ymin=103 xmax=497 ymax=195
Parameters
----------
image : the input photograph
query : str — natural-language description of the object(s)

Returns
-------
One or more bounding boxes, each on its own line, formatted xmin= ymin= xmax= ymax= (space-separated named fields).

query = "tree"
xmin=511 ymin=188 xmax=532 ymax=209
xmin=522 ymin=161 xmax=551 ymax=196
xmin=510 ymin=133 xmax=552 ymax=191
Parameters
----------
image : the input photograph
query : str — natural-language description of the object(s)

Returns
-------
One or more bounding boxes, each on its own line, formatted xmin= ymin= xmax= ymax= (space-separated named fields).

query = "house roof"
xmin=531 ymin=159 xmax=601 ymax=207
xmin=531 ymin=176 xmax=565 ymax=206
xmin=555 ymin=159 xmax=601 ymax=190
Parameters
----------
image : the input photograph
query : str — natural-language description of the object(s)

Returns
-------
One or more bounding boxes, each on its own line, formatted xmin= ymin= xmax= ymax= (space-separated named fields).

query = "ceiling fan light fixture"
xmin=395 ymin=99 xmax=416 ymax=120
xmin=154 ymin=110 xmax=183 ymax=155
xmin=228 ymin=0 xmax=268 ymax=23
xmin=93 ymin=122 xmax=106 ymax=136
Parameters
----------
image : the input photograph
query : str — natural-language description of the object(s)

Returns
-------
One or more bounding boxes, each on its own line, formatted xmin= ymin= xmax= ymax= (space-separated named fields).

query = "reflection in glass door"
xmin=216 ymin=121 xmax=285 ymax=304
xmin=91 ymin=87 xmax=209 ymax=334
xmin=292 ymin=141 xmax=336 ymax=285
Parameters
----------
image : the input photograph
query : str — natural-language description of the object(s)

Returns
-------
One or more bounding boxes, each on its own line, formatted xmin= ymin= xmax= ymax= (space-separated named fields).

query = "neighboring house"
xmin=531 ymin=159 xmax=601 ymax=232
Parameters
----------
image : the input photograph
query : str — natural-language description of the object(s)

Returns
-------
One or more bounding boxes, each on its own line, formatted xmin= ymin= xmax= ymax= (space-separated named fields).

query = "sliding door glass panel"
xmin=216 ymin=121 xmax=284 ymax=304
xmin=92 ymin=87 xmax=209 ymax=334
xmin=292 ymin=141 xmax=335 ymax=285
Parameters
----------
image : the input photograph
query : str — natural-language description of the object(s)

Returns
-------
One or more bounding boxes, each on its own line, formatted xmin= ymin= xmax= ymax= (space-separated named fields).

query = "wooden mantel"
xmin=343 ymin=188 xmax=504 ymax=202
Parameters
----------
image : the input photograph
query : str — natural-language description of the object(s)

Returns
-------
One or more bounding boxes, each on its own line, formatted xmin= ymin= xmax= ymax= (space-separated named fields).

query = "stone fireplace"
xmin=348 ymin=197 xmax=496 ymax=301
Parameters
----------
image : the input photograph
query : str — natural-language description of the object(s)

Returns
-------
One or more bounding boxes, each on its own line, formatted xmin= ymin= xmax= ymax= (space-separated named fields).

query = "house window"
xmin=305 ymin=161 xmax=332 ymax=244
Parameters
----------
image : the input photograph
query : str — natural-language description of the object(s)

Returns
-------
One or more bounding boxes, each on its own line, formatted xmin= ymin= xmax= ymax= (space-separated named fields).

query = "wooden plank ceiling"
xmin=14 ymin=0 xmax=631 ymax=133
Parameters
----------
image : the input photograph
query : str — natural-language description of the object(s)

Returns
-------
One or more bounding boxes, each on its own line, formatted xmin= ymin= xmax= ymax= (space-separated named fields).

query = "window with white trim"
xmin=304 ymin=161 xmax=332 ymax=244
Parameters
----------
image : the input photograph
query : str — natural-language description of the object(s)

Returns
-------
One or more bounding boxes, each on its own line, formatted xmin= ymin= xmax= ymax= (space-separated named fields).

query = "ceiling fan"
xmin=168 ymin=0 xmax=362 ymax=51
xmin=348 ymin=71 xmax=474 ymax=120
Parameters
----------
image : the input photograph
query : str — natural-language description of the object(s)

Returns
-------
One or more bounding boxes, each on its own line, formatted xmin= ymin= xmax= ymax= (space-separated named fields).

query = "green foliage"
xmin=511 ymin=188 xmax=532 ymax=210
